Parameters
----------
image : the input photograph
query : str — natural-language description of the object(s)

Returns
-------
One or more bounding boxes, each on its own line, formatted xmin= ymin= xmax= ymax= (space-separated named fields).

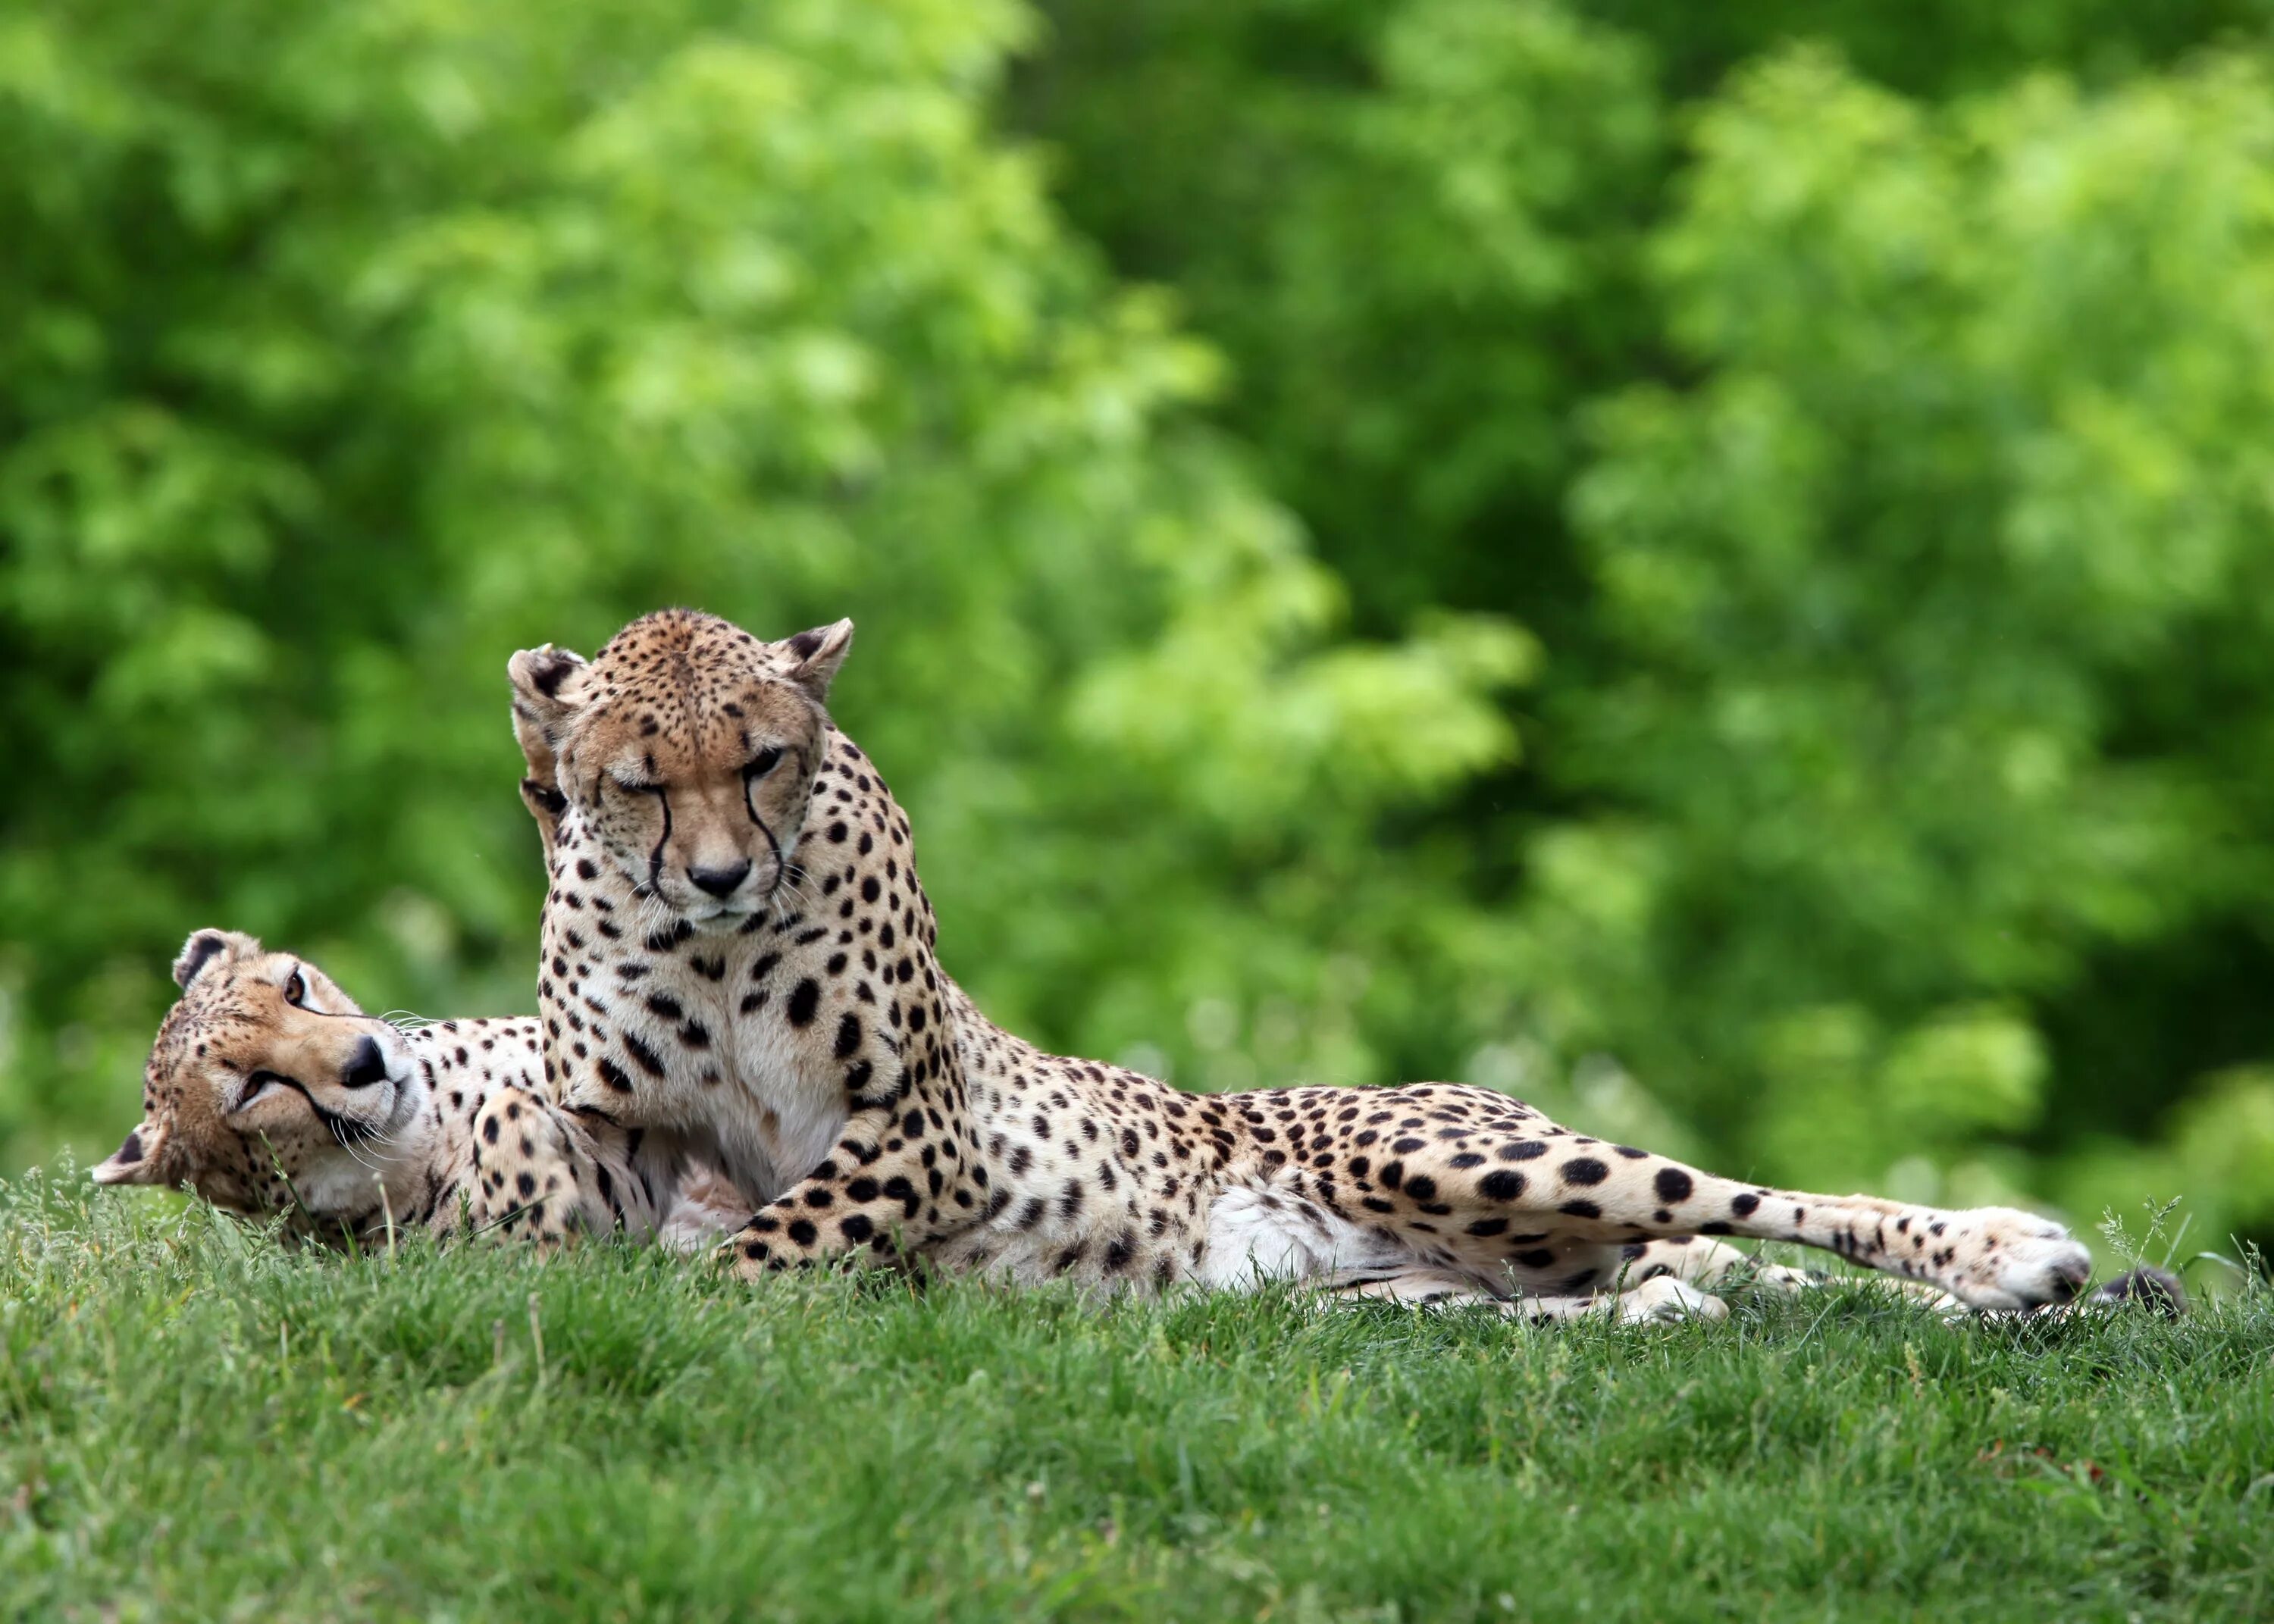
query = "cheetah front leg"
xmin=466 ymin=1087 xmax=606 ymax=1250
xmin=722 ymin=1097 xmax=979 ymax=1279
xmin=1616 ymin=1236 xmax=1968 ymax=1315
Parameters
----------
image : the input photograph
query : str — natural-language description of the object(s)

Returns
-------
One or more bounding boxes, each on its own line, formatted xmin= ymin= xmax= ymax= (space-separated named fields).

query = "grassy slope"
xmin=4 ymin=1169 xmax=2270 ymax=1623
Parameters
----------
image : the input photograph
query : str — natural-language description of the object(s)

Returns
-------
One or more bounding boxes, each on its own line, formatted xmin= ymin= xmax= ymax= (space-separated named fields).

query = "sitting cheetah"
xmin=506 ymin=608 xmax=2175 ymax=1320
xmin=95 ymin=928 xmax=747 ymax=1252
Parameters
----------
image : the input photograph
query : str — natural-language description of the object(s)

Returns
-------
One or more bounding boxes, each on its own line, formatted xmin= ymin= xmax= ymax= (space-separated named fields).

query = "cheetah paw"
xmin=1938 ymin=1208 xmax=2092 ymax=1312
xmin=1618 ymin=1277 xmax=1728 ymax=1325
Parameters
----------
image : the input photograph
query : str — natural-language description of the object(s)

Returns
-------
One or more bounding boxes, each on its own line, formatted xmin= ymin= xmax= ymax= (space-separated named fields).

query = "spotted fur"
xmin=96 ymin=929 xmax=747 ymax=1252
xmin=509 ymin=609 xmax=2165 ymax=1319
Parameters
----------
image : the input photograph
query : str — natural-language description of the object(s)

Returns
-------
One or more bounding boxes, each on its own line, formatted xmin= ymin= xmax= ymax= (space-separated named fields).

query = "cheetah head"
xmin=94 ymin=930 xmax=424 ymax=1222
xmin=507 ymin=608 xmax=853 ymax=929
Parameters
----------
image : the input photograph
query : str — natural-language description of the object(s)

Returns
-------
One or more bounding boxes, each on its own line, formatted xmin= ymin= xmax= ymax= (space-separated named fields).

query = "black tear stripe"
xmin=744 ymin=767 xmax=787 ymax=885
xmin=646 ymin=786 xmax=674 ymax=894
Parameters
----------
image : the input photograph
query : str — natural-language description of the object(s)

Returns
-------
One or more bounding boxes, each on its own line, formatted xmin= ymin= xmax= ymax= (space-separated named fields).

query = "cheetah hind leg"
xmin=1442 ymin=1137 xmax=2094 ymax=1313
xmin=1312 ymin=1267 xmax=1727 ymax=1326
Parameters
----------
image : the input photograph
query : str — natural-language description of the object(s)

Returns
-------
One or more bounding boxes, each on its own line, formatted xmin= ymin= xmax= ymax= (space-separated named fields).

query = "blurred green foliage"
xmin=5 ymin=0 xmax=2272 ymax=1256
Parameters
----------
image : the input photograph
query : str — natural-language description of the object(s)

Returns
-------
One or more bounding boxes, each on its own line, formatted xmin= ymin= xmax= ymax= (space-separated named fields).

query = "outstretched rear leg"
xmin=1317 ymin=1089 xmax=2095 ymax=1312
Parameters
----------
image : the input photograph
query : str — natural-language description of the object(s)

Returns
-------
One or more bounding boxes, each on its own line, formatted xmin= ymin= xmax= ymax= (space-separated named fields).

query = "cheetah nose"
xmin=340 ymin=1036 xmax=389 ymax=1089
xmin=690 ymin=859 xmax=753 ymax=899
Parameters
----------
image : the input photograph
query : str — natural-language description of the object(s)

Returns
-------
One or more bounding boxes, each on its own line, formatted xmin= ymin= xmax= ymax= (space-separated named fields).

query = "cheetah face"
xmin=94 ymin=930 xmax=422 ymax=1221
xmin=508 ymin=609 xmax=854 ymax=930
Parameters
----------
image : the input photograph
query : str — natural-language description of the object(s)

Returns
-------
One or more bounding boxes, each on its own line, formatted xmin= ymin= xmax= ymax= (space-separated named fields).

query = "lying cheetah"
xmin=95 ymin=928 xmax=747 ymax=1251
xmin=507 ymin=608 xmax=2173 ymax=1321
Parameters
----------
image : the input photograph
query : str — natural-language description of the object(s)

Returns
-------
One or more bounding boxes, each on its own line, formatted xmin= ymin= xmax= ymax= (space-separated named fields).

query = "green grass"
xmin=5 ymin=1168 xmax=2271 ymax=1623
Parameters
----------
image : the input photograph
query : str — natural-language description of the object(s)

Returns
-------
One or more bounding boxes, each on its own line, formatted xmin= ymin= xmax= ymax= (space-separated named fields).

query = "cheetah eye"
xmin=743 ymin=746 xmax=785 ymax=781
xmin=284 ymin=968 xmax=309 ymax=1007
xmin=240 ymin=1070 xmax=290 ymax=1110
xmin=609 ymin=773 xmax=664 ymax=796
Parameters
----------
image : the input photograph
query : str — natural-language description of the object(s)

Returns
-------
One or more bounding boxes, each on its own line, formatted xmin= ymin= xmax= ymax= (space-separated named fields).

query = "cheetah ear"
xmin=518 ymin=775 xmax=567 ymax=855
xmin=507 ymin=643 xmax=591 ymax=791
xmin=173 ymin=928 xmax=257 ymax=990
xmin=92 ymin=1119 xmax=168 ymax=1187
xmin=782 ymin=618 xmax=854 ymax=702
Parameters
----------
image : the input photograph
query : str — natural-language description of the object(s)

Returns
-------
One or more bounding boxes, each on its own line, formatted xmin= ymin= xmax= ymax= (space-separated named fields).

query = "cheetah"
xmin=506 ymin=608 xmax=2177 ymax=1322
xmin=95 ymin=928 xmax=747 ymax=1252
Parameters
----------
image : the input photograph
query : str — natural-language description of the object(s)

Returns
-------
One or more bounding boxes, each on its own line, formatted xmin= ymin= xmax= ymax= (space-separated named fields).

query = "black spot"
xmin=597 ymin=1057 xmax=633 ymax=1093
xmin=1403 ymin=1175 xmax=1438 ymax=1201
xmin=1731 ymin=1192 xmax=1762 ymax=1218
xmin=1558 ymin=1199 xmax=1602 ymax=1219
xmin=1479 ymin=1170 xmax=1526 ymax=1202
xmin=482 ymin=1116 xmax=501 ymax=1144
xmin=1561 ymin=1157 xmax=1608 ymax=1187
xmin=787 ymin=1219 xmax=818 ymax=1247
xmin=622 ymin=1031 xmax=668 ymax=1078
xmin=835 ymin=1013 xmax=862 ymax=1059
xmin=516 ymin=1171 xmax=537 ymax=1198
xmin=1499 ymin=1140 xmax=1549 ymax=1162
xmin=575 ymin=859 xmax=599 ymax=881
xmin=1514 ymin=1249 xmax=1556 ymax=1269
xmin=841 ymin=1213 xmax=874 ymax=1244
xmin=645 ymin=992 xmax=684 ymax=1022
xmin=1465 ymin=1217 xmax=1508 ymax=1238
xmin=1654 ymin=1168 xmax=1695 ymax=1205
xmin=787 ymin=979 xmax=822 ymax=1026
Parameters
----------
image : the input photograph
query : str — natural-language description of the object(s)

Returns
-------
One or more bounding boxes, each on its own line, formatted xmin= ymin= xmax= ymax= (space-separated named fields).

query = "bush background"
xmin=5 ymin=0 xmax=2274 ymax=1257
